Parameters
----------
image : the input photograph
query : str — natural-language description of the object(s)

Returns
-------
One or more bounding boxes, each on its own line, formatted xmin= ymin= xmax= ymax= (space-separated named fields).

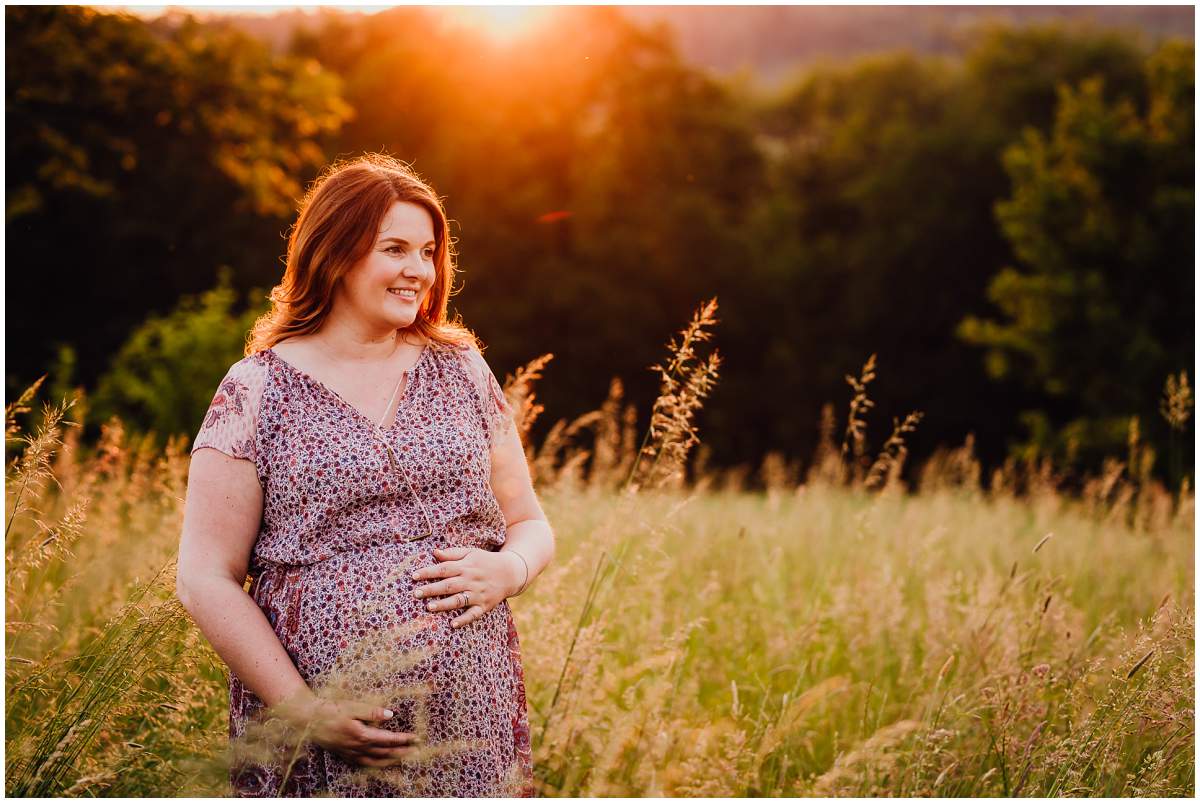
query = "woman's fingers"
xmin=421 ymin=586 xmax=491 ymax=612
xmin=414 ymin=576 xmax=467 ymax=600
xmin=413 ymin=547 xmax=477 ymax=582
xmin=360 ymin=742 xmax=420 ymax=759
xmin=413 ymin=550 xmax=512 ymax=625
xmin=345 ymin=740 xmax=422 ymax=766
xmin=306 ymin=698 xmax=424 ymax=766
xmin=347 ymin=702 xmax=393 ymax=726
xmin=451 ymin=604 xmax=487 ymax=628
xmin=359 ymin=723 xmax=420 ymax=748
xmin=345 ymin=706 xmax=420 ymax=748
xmin=332 ymin=732 xmax=417 ymax=765
xmin=413 ymin=560 xmax=466 ymax=585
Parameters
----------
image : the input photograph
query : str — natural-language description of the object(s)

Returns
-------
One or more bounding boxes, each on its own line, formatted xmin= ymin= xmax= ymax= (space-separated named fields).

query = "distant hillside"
xmin=620 ymin=5 xmax=1193 ymax=87
xmin=139 ymin=4 xmax=1193 ymax=90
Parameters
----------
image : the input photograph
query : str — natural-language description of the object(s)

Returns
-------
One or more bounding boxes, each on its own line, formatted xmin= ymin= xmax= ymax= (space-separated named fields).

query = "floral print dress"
xmin=190 ymin=339 xmax=534 ymax=797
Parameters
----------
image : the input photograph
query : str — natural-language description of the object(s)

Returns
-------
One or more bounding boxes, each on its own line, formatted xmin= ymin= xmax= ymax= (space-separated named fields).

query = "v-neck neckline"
xmin=265 ymin=342 xmax=432 ymax=432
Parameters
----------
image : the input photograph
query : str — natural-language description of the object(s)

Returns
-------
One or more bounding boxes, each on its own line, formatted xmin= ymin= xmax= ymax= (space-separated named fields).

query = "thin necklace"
xmin=311 ymin=336 xmax=410 ymax=423
xmin=376 ymin=368 xmax=405 ymax=429
xmin=314 ymin=331 xmax=436 ymax=537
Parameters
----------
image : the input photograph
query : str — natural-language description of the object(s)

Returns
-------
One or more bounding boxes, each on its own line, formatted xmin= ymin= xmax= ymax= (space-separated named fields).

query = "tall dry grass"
xmin=5 ymin=297 xmax=1194 ymax=796
xmin=6 ymin=386 xmax=229 ymax=795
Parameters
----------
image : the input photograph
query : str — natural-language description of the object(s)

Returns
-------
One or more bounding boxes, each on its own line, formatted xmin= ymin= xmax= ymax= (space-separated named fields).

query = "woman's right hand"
xmin=282 ymin=695 xmax=422 ymax=768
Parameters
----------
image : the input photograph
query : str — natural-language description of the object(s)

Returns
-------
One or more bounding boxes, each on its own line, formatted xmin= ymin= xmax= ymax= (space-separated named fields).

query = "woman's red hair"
xmin=247 ymin=153 xmax=480 ymax=356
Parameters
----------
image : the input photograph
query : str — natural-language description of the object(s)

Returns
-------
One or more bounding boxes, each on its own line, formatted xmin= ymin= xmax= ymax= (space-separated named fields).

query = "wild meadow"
xmin=5 ymin=300 xmax=1194 ymax=796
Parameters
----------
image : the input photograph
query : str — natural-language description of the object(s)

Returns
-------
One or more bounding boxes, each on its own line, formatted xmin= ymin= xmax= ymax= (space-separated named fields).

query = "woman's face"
xmin=334 ymin=200 xmax=438 ymax=334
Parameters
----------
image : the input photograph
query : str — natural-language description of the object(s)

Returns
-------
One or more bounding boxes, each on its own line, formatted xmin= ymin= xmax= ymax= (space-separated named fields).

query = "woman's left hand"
xmin=411 ymin=546 xmax=523 ymax=628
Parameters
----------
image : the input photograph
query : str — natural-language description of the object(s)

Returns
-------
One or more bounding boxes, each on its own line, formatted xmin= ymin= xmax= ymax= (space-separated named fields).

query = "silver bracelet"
xmin=506 ymin=549 xmax=530 ymax=595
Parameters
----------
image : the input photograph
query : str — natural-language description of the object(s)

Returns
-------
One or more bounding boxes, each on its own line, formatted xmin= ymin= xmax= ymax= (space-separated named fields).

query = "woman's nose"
xmin=401 ymin=257 xmax=428 ymax=278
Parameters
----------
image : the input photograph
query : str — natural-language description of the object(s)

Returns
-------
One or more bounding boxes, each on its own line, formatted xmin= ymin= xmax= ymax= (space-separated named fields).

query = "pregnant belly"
xmin=249 ymin=540 xmax=514 ymax=726
xmin=242 ymin=539 xmax=528 ymax=794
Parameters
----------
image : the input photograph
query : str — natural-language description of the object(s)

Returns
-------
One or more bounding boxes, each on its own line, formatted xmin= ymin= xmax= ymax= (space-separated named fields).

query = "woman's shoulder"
xmin=435 ymin=336 xmax=475 ymax=353
xmin=432 ymin=336 xmax=483 ymax=372
xmin=218 ymin=350 xmax=272 ymax=399
xmin=441 ymin=339 xmax=512 ymax=438
xmin=191 ymin=352 xmax=271 ymax=461
xmin=440 ymin=336 xmax=483 ymax=360
xmin=204 ymin=351 xmax=273 ymax=426
xmin=231 ymin=348 xmax=273 ymax=375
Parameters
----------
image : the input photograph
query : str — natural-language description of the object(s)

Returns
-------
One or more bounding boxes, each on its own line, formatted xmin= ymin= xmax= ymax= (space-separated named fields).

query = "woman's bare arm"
xmin=178 ymin=448 xmax=421 ymax=762
xmin=489 ymin=416 xmax=555 ymax=594
xmin=176 ymin=448 xmax=312 ymax=710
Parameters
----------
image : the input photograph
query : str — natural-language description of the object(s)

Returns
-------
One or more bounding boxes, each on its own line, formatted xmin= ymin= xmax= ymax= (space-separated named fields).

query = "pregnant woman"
xmin=176 ymin=153 xmax=554 ymax=797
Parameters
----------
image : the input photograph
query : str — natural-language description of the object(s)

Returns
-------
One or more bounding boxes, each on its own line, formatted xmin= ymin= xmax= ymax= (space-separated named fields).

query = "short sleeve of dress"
xmin=191 ymin=356 xmax=266 ymax=462
xmin=460 ymin=345 xmax=516 ymax=449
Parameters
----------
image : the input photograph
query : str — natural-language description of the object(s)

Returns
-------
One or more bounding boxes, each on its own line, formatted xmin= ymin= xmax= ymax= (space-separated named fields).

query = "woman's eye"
xmin=385 ymin=245 xmax=434 ymax=258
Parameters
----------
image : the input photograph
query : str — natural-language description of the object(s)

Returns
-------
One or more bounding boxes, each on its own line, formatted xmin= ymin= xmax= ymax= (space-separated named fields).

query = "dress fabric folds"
xmin=190 ymin=340 xmax=533 ymax=797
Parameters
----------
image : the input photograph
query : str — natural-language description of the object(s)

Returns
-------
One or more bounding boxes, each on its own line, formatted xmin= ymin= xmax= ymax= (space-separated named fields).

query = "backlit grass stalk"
xmin=1159 ymin=369 xmax=1192 ymax=491
xmin=864 ymin=411 xmax=925 ymax=491
xmin=840 ymin=353 xmax=877 ymax=487
xmin=622 ymin=297 xmax=721 ymax=494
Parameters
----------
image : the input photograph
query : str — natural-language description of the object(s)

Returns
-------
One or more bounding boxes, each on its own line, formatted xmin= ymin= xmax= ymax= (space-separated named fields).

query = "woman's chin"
xmin=380 ymin=310 xmax=418 ymax=329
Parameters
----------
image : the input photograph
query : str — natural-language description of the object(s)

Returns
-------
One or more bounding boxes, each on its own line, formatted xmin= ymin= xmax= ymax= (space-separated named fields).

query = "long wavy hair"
xmin=246 ymin=153 xmax=480 ymax=356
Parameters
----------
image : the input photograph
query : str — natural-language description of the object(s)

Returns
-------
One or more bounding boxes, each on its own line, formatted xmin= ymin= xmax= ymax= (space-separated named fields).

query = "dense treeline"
xmin=5 ymin=5 xmax=1193 ymax=488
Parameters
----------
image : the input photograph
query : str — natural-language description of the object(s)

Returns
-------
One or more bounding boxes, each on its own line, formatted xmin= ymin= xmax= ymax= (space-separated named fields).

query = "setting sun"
xmin=441 ymin=5 xmax=553 ymax=41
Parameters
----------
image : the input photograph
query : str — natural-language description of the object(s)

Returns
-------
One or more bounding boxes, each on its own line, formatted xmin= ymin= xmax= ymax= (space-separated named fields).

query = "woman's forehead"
xmin=378 ymin=200 xmax=435 ymax=237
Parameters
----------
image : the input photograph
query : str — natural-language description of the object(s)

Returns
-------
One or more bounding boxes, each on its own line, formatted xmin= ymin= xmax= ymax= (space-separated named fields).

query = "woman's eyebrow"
xmin=380 ymin=236 xmax=436 ymax=247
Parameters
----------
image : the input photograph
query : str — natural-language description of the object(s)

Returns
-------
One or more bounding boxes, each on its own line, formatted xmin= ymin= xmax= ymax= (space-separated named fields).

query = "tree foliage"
xmin=90 ymin=269 xmax=267 ymax=441
xmin=6 ymin=6 xmax=349 ymax=392
xmin=6 ymin=7 xmax=1193 ymax=483
xmin=958 ymin=39 xmax=1194 ymax=467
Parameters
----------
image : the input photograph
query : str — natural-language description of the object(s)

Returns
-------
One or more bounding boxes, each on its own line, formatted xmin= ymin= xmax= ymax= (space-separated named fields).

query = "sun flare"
xmin=441 ymin=5 xmax=552 ymax=42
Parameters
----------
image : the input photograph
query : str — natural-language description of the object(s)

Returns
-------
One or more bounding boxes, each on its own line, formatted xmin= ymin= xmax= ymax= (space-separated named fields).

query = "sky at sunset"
xmin=94 ymin=3 xmax=562 ymax=40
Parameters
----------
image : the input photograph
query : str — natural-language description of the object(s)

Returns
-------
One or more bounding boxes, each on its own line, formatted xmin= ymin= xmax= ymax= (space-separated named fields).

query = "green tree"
xmin=734 ymin=24 xmax=1181 ymax=476
xmin=958 ymin=39 xmax=1194 ymax=473
xmin=90 ymin=270 xmax=268 ymax=442
xmin=748 ymin=50 xmax=1030 ymax=470
xmin=5 ymin=6 xmax=350 ymax=396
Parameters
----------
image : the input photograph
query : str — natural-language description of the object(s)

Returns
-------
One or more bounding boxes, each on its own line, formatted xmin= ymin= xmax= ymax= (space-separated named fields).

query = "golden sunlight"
xmin=441 ymin=5 xmax=553 ymax=41
xmin=94 ymin=4 xmax=554 ymax=41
